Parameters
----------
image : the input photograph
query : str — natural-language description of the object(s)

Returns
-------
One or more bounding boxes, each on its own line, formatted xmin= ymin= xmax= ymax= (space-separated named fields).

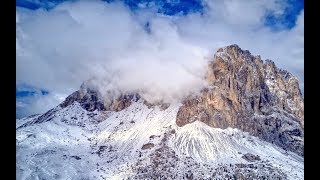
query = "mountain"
xmin=16 ymin=45 xmax=304 ymax=179
xmin=177 ymin=45 xmax=304 ymax=156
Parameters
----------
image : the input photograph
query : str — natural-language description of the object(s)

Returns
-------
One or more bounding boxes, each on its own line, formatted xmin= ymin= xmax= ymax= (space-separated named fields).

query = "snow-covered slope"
xmin=16 ymin=100 xmax=303 ymax=179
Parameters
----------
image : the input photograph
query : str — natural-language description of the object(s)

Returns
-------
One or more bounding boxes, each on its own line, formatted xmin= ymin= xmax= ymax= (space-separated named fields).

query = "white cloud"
xmin=203 ymin=0 xmax=287 ymax=27
xmin=16 ymin=92 xmax=67 ymax=118
xmin=16 ymin=0 xmax=304 ymax=117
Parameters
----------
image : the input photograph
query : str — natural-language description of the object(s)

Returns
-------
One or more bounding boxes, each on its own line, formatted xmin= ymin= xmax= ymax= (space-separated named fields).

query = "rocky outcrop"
xmin=241 ymin=153 xmax=261 ymax=162
xmin=143 ymin=100 xmax=170 ymax=110
xmin=60 ymin=83 xmax=141 ymax=112
xmin=60 ymin=84 xmax=105 ymax=111
xmin=60 ymin=82 xmax=171 ymax=113
xmin=63 ymin=90 xmax=105 ymax=111
xmin=176 ymin=44 xmax=304 ymax=156
xmin=141 ymin=143 xmax=155 ymax=150
xmin=109 ymin=94 xmax=140 ymax=112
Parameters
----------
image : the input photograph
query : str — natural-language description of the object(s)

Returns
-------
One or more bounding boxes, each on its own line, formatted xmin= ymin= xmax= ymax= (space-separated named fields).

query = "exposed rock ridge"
xmin=60 ymin=83 xmax=170 ymax=113
xmin=60 ymin=84 xmax=141 ymax=112
xmin=18 ymin=84 xmax=141 ymax=129
xmin=176 ymin=44 xmax=304 ymax=156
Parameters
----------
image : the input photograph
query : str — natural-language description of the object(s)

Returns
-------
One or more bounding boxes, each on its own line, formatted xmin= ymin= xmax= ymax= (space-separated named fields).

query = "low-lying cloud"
xmin=16 ymin=0 xmax=304 ymax=117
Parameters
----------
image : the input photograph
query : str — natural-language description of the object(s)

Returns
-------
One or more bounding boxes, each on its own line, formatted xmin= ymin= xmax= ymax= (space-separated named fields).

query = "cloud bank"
xmin=16 ymin=0 xmax=304 ymax=118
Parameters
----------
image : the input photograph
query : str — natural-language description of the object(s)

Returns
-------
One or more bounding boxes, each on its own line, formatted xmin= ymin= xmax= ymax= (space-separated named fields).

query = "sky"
xmin=16 ymin=0 xmax=304 ymax=118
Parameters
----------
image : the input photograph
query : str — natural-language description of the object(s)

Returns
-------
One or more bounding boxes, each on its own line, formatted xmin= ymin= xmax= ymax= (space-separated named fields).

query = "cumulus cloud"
xmin=16 ymin=0 xmax=304 ymax=117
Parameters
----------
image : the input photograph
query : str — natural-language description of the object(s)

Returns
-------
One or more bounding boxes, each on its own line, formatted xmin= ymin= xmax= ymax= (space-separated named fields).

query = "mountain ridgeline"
xmin=55 ymin=44 xmax=304 ymax=156
xmin=16 ymin=44 xmax=304 ymax=179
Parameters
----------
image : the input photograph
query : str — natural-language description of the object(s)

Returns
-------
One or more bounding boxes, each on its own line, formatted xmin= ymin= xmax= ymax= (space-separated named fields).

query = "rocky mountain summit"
xmin=16 ymin=44 xmax=304 ymax=179
xmin=55 ymin=44 xmax=304 ymax=156
xmin=177 ymin=44 xmax=304 ymax=156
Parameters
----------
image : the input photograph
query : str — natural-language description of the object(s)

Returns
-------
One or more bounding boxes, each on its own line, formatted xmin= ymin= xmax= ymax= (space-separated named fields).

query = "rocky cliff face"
xmin=176 ymin=44 xmax=304 ymax=156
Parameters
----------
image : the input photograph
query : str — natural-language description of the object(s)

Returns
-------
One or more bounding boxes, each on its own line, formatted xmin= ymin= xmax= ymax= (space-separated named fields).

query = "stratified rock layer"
xmin=176 ymin=44 xmax=304 ymax=156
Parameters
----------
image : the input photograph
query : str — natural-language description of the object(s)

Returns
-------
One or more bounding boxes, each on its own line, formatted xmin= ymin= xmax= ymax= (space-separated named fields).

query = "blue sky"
xmin=16 ymin=0 xmax=205 ymax=13
xmin=16 ymin=0 xmax=303 ymax=30
xmin=16 ymin=0 xmax=304 ymax=118
xmin=264 ymin=0 xmax=304 ymax=30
